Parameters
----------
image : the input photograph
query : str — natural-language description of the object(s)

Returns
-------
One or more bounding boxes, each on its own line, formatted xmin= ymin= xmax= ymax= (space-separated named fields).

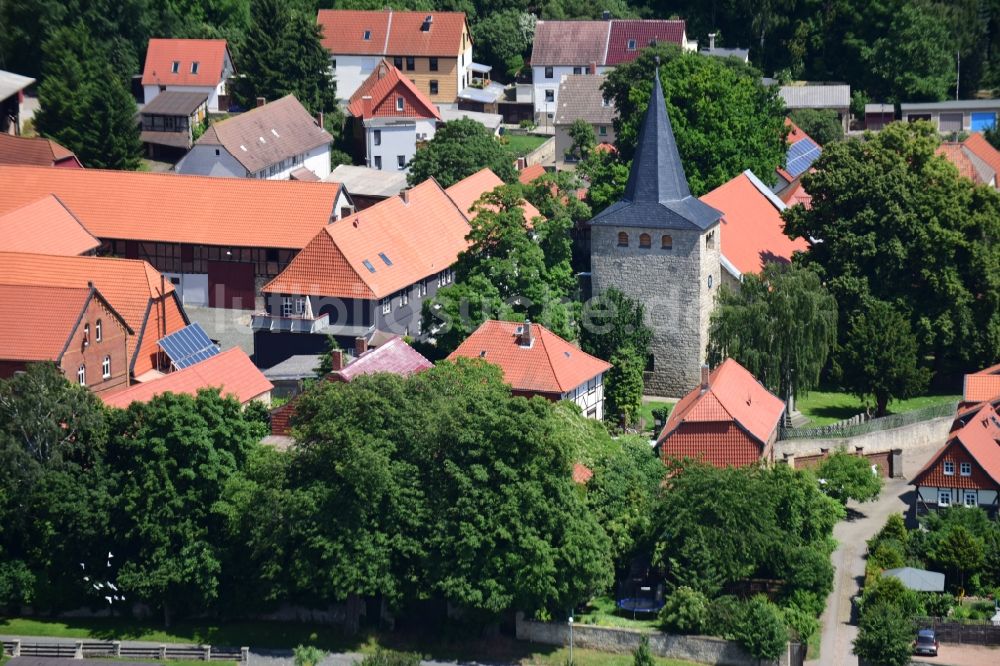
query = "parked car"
xmin=914 ymin=628 xmax=939 ymax=656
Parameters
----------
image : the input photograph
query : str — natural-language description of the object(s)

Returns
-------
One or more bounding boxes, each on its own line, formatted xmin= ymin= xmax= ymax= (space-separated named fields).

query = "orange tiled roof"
xmin=784 ymin=117 xmax=816 ymax=146
xmin=936 ymin=143 xmax=985 ymax=183
xmin=102 ymin=348 xmax=272 ymax=408
xmin=348 ymin=60 xmax=440 ymax=120
xmin=0 ymin=195 xmax=99 ymax=256
xmin=445 ymin=168 xmax=541 ymax=227
xmin=913 ymin=403 xmax=1000 ymax=486
xmin=0 ymin=133 xmax=81 ymax=167
xmin=658 ymin=358 xmax=785 ymax=447
xmin=0 ymin=252 xmax=186 ymax=375
xmin=263 ymin=178 xmax=470 ymax=299
xmin=142 ymin=39 xmax=231 ymax=87
xmin=317 ymin=10 xmax=469 ymax=57
xmin=0 ymin=166 xmax=343 ymax=250
xmin=964 ymin=363 xmax=1000 ymax=404
xmin=699 ymin=170 xmax=809 ymax=277
xmin=0 ymin=285 xmax=92 ymax=362
xmin=518 ymin=164 xmax=546 ymax=185
xmin=448 ymin=320 xmax=611 ymax=394
xmin=962 ymin=133 xmax=1000 ymax=185
xmin=779 ymin=177 xmax=813 ymax=209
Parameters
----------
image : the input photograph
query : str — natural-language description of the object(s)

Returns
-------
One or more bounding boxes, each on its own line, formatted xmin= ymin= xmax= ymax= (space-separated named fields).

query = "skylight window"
xmin=379 ymin=252 xmax=392 ymax=266
xmin=363 ymin=29 xmax=372 ymax=40
xmin=271 ymin=128 xmax=280 ymax=137
xmin=627 ymin=39 xmax=637 ymax=50
xmin=363 ymin=260 xmax=376 ymax=273
xmin=259 ymin=136 xmax=266 ymax=143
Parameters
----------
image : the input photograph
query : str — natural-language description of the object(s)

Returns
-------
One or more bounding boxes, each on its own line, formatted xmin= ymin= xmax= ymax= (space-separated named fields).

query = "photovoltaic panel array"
xmin=157 ymin=323 xmax=219 ymax=370
xmin=785 ymin=138 xmax=822 ymax=179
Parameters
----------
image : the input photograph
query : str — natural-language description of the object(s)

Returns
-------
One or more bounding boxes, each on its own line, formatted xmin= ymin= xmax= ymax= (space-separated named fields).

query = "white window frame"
xmin=943 ymin=460 xmax=955 ymax=476
xmin=400 ymin=290 xmax=408 ymax=307
xmin=938 ymin=489 xmax=951 ymax=507
xmin=397 ymin=155 xmax=406 ymax=170
xmin=281 ymin=297 xmax=293 ymax=318
xmin=102 ymin=356 xmax=111 ymax=379
xmin=381 ymin=297 xmax=391 ymax=315
xmin=295 ymin=297 xmax=306 ymax=316
xmin=627 ymin=39 xmax=637 ymax=51
xmin=960 ymin=462 xmax=972 ymax=476
xmin=95 ymin=319 xmax=102 ymax=342
xmin=77 ymin=364 xmax=86 ymax=386
xmin=191 ymin=61 xmax=199 ymax=75
xmin=171 ymin=61 xmax=180 ymax=74
xmin=963 ymin=490 xmax=978 ymax=507
xmin=545 ymin=89 xmax=554 ymax=103
xmin=396 ymin=96 xmax=404 ymax=112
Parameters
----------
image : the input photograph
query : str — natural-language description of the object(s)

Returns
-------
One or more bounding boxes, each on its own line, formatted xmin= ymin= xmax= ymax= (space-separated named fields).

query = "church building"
xmin=589 ymin=71 xmax=723 ymax=397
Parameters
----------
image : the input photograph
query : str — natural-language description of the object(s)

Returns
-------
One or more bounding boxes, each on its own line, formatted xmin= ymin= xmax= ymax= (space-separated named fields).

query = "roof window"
xmin=171 ymin=61 xmax=180 ymax=74
xmin=421 ymin=15 xmax=433 ymax=31
xmin=363 ymin=260 xmax=376 ymax=273
xmin=363 ymin=29 xmax=372 ymax=40
xmin=271 ymin=128 xmax=280 ymax=137
xmin=191 ymin=61 xmax=199 ymax=74
xmin=379 ymin=252 xmax=392 ymax=266
xmin=627 ymin=39 xmax=637 ymax=51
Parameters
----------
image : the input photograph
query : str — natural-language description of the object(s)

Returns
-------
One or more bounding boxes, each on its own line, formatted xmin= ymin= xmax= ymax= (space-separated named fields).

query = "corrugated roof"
xmin=347 ymin=60 xmax=440 ymax=120
xmin=658 ymin=358 xmax=786 ymax=447
xmin=445 ymin=168 xmax=541 ymax=227
xmin=530 ymin=21 xmax=610 ymax=66
xmin=317 ymin=10 xmax=469 ymax=57
xmin=0 ymin=195 xmax=99 ymax=256
xmin=0 ymin=166 xmax=342 ymax=250
xmin=0 ymin=285 xmax=92 ymax=362
xmin=333 ymin=335 xmax=432 ymax=381
xmin=141 ymin=90 xmax=208 ymax=116
xmin=779 ymin=84 xmax=850 ymax=109
xmin=901 ymin=99 xmax=1000 ymax=112
xmin=605 ymin=20 xmax=687 ymax=66
xmin=700 ymin=170 xmax=808 ymax=277
xmin=195 ymin=95 xmax=333 ymax=174
xmin=590 ymin=71 xmax=722 ymax=231
xmin=555 ymin=75 xmax=615 ymax=126
xmin=449 ymin=320 xmax=611 ymax=394
xmin=141 ymin=39 xmax=231 ymax=87
xmin=0 ymin=133 xmax=80 ymax=167
xmin=102 ymin=347 xmax=272 ymax=408
xmin=263 ymin=178 xmax=470 ymax=299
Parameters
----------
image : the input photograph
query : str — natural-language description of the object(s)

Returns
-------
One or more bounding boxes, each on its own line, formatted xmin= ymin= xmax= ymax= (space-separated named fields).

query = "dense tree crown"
xmin=407 ymin=118 xmax=517 ymax=188
xmin=602 ymin=44 xmax=787 ymax=197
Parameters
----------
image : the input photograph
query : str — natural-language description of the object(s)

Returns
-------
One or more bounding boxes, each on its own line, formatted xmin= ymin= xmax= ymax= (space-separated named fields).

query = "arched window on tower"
xmin=639 ymin=233 xmax=651 ymax=248
xmin=661 ymin=234 xmax=673 ymax=249
xmin=617 ymin=231 xmax=629 ymax=247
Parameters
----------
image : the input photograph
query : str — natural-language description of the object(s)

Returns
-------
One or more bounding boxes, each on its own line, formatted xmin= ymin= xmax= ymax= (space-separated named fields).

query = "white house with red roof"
xmin=448 ymin=320 xmax=612 ymax=420
xmin=656 ymin=359 xmax=786 ymax=468
xmin=348 ymin=59 xmax=440 ymax=172
xmin=911 ymin=403 xmax=1000 ymax=516
xmin=142 ymin=39 xmax=235 ymax=112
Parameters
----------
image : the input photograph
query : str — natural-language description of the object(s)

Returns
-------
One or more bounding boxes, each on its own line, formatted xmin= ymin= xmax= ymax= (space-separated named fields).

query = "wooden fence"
xmin=912 ymin=616 xmax=1000 ymax=646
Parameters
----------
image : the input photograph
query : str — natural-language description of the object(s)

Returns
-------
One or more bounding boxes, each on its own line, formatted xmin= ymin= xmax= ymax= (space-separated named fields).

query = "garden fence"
xmin=1 ymin=639 xmax=247 ymax=662
xmin=911 ymin=616 xmax=1000 ymax=646
xmin=778 ymin=401 xmax=958 ymax=440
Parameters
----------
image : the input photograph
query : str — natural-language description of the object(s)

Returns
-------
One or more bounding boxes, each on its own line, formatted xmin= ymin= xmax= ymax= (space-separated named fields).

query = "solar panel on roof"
xmin=157 ymin=323 xmax=219 ymax=370
xmin=785 ymin=138 xmax=821 ymax=178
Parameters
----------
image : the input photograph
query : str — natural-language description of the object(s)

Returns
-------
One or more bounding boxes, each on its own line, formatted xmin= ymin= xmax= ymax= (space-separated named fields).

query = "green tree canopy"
xmin=407 ymin=117 xmax=517 ymax=187
xmin=565 ymin=118 xmax=597 ymax=162
xmin=789 ymin=109 xmax=844 ymax=146
xmin=471 ymin=9 xmax=534 ymax=79
xmin=605 ymin=346 xmax=645 ymax=427
xmin=853 ymin=601 xmax=914 ymax=666
xmin=602 ymin=43 xmax=787 ymax=196
xmin=813 ymin=451 xmax=883 ymax=504
xmin=863 ymin=1 xmax=954 ymax=102
xmin=580 ymin=288 xmax=653 ymax=363
xmin=707 ymin=263 xmax=837 ymax=407
xmin=784 ymin=121 xmax=1000 ymax=379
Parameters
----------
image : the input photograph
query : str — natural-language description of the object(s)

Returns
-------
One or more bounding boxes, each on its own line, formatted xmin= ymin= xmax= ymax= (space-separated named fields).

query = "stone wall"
xmin=590 ymin=224 xmax=715 ymax=397
xmin=515 ymin=615 xmax=801 ymax=666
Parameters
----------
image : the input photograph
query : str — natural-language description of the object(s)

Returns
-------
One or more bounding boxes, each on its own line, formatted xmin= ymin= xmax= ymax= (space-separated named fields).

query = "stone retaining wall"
xmin=515 ymin=614 xmax=802 ymax=666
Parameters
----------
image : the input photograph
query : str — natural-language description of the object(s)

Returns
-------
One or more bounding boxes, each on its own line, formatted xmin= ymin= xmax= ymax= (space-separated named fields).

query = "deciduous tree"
xmin=853 ymin=601 xmax=914 ymax=666
xmin=814 ymin=450 xmax=883 ymax=505
xmin=407 ymin=117 xmax=517 ymax=187
xmin=789 ymin=109 xmax=844 ymax=145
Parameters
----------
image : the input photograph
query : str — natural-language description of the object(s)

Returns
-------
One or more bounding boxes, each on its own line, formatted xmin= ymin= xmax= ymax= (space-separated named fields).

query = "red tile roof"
xmin=936 ymin=143 xmax=984 ymax=183
xmin=347 ymin=60 xmax=440 ymax=120
xmin=263 ymin=178 xmax=470 ymax=299
xmin=962 ymin=133 xmax=1000 ymax=185
xmin=963 ymin=363 xmax=1000 ymax=405
xmin=445 ymin=168 xmax=541 ymax=227
xmin=195 ymin=95 xmax=333 ymax=173
xmin=699 ymin=170 xmax=809 ymax=277
xmin=0 ymin=195 xmax=99 ymax=256
xmin=0 ymin=133 xmax=81 ymax=167
xmin=317 ymin=10 xmax=469 ymax=57
xmin=102 ymin=347 xmax=272 ymax=408
xmin=0 ymin=252 xmax=186 ymax=375
xmin=530 ymin=21 xmax=610 ymax=67
xmin=142 ymin=39 xmax=231 ymax=87
xmin=912 ymin=403 xmax=1000 ymax=486
xmin=779 ymin=177 xmax=813 ymax=208
xmin=605 ymin=20 xmax=687 ymax=66
xmin=333 ymin=335 xmax=432 ymax=381
xmin=784 ymin=117 xmax=816 ymax=146
xmin=659 ymin=358 xmax=785 ymax=447
xmin=0 ymin=285 xmax=92 ymax=362
xmin=448 ymin=320 xmax=611 ymax=394
xmin=0 ymin=166 xmax=343 ymax=250
xmin=518 ymin=164 xmax=546 ymax=185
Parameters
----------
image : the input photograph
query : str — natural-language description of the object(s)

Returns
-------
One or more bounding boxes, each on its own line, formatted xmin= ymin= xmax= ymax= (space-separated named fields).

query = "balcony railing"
xmin=251 ymin=312 xmax=329 ymax=334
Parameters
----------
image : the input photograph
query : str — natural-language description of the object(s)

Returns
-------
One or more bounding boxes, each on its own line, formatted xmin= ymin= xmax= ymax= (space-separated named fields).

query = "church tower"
xmin=589 ymin=70 xmax=722 ymax=397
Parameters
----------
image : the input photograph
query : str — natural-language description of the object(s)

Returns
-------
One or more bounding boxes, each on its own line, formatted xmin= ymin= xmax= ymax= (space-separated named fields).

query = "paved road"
xmin=809 ymin=445 xmax=942 ymax=666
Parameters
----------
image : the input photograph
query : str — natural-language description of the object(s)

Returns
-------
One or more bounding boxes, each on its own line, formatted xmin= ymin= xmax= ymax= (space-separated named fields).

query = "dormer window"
xmin=617 ymin=231 xmax=629 ymax=247
xmin=191 ymin=61 xmax=199 ymax=75
xmin=171 ymin=61 xmax=180 ymax=74
xmin=627 ymin=39 xmax=637 ymax=51
xmin=363 ymin=29 xmax=372 ymax=40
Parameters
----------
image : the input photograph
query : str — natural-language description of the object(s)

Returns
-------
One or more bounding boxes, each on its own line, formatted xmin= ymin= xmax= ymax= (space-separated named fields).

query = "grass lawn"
xmin=796 ymin=391 xmax=960 ymax=427
xmin=503 ymin=133 xmax=548 ymax=157
xmin=638 ymin=401 xmax=673 ymax=435
xmin=575 ymin=596 xmax=660 ymax=631
xmin=520 ymin=647 xmax=697 ymax=665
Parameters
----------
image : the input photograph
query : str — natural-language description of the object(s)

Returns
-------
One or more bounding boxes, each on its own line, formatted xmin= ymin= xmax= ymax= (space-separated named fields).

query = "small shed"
xmin=882 ymin=567 xmax=945 ymax=592
xmin=865 ymin=103 xmax=896 ymax=131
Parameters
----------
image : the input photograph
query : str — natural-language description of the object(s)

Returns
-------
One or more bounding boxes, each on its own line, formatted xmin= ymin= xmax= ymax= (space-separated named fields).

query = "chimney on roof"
xmin=519 ymin=319 xmax=533 ymax=348
xmin=256 ymin=96 xmax=266 ymax=108
xmin=708 ymin=32 xmax=717 ymax=51
xmin=602 ymin=10 xmax=611 ymax=20
xmin=700 ymin=364 xmax=710 ymax=393
xmin=362 ymin=95 xmax=373 ymax=119
xmin=400 ymin=188 xmax=409 ymax=204
xmin=355 ymin=336 xmax=368 ymax=357
xmin=329 ymin=349 xmax=344 ymax=371
xmin=316 ymin=111 xmax=324 ymax=128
